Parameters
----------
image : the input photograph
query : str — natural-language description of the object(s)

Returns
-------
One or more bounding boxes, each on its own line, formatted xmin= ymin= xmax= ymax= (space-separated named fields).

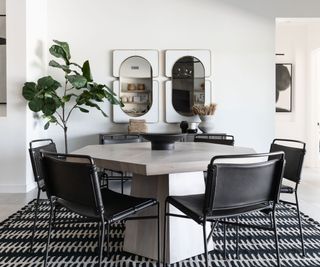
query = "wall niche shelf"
xmin=112 ymin=50 xmax=159 ymax=123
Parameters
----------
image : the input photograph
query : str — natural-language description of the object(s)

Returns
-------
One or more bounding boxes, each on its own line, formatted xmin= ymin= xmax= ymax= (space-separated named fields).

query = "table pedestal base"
xmin=123 ymin=172 xmax=213 ymax=264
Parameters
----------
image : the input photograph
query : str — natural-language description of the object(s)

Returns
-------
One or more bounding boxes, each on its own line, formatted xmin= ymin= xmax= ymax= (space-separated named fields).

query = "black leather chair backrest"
xmin=269 ymin=139 xmax=306 ymax=184
xmin=29 ymin=139 xmax=57 ymax=189
xmin=194 ymin=134 xmax=235 ymax=146
xmin=204 ymin=152 xmax=285 ymax=214
xmin=41 ymin=152 xmax=103 ymax=216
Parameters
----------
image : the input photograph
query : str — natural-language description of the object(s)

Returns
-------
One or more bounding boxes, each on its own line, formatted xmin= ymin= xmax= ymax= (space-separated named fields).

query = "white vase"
xmin=198 ymin=115 xmax=215 ymax=133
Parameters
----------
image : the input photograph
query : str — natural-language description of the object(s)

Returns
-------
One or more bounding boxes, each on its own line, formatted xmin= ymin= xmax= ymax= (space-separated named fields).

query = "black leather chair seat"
xmin=58 ymin=188 xmax=156 ymax=223
xmin=280 ymin=184 xmax=295 ymax=194
xmin=167 ymin=194 xmax=272 ymax=224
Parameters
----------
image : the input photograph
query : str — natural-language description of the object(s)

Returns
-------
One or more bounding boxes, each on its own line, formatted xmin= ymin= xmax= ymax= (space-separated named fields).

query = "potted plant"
xmin=22 ymin=40 xmax=122 ymax=153
xmin=192 ymin=103 xmax=217 ymax=133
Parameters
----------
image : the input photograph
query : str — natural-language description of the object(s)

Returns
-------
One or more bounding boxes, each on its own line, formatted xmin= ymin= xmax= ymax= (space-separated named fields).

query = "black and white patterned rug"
xmin=1 ymin=200 xmax=320 ymax=266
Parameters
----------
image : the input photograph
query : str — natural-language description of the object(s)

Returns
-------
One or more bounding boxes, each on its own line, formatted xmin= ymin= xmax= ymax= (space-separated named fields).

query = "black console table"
xmin=99 ymin=132 xmax=226 ymax=144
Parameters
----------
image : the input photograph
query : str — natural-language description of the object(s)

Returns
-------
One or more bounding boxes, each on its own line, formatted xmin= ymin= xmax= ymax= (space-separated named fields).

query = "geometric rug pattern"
xmin=1 ymin=200 xmax=320 ymax=266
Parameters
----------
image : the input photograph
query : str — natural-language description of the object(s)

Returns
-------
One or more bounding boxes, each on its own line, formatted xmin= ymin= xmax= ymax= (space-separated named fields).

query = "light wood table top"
xmin=73 ymin=142 xmax=255 ymax=176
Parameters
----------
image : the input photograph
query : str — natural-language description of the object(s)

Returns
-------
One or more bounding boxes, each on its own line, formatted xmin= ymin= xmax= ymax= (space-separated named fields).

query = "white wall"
xmin=45 ymin=0 xmax=276 ymax=154
xmin=0 ymin=0 xmax=27 ymax=192
xmin=275 ymin=20 xmax=320 ymax=166
xmin=1 ymin=0 xmax=320 ymax=192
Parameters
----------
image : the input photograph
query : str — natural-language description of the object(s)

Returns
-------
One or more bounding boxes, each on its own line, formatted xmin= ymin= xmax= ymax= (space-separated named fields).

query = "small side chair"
xmin=270 ymin=138 xmax=306 ymax=256
xmin=28 ymin=139 xmax=57 ymax=252
xmin=41 ymin=152 xmax=160 ymax=267
xmin=163 ymin=152 xmax=285 ymax=267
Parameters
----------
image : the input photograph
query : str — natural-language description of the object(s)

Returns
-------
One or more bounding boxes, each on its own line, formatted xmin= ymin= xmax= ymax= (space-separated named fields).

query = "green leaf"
xmin=37 ymin=76 xmax=61 ymax=91
xmin=44 ymin=121 xmax=50 ymax=130
xmin=22 ymin=82 xmax=37 ymax=100
xmin=66 ymin=75 xmax=87 ymax=89
xmin=42 ymin=98 xmax=57 ymax=116
xmin=49 ymin=60 xmax=71 ymax=73
xmin=53 ymin=40 xmax=71 ymax=61
xmin=82 ymin=60 xmax=93 ymax=82
xmin=47 ymin=115 xmax=57 ymax=123
xmin=49 ymin=45 xmax=69 ymax=64
xmin=78 ymin=107 xmax=89 ymax=113
xmin=62 ymin=94 xmax=76 ymax=103
xmin=28 ymin=97 xmax=44 ymax=112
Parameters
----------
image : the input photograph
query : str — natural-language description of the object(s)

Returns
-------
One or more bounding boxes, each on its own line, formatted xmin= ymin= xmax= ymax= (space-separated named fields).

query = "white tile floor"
xmin=0 ymin=168 xmax=319 ymax=222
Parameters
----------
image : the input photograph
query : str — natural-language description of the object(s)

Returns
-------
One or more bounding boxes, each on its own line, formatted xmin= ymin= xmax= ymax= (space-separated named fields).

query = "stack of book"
xmin=128 ymin=119 xmax=147 ymax=133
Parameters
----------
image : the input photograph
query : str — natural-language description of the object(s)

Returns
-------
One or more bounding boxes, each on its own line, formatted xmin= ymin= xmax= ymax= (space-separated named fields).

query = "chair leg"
xmin=157 ymin=202 xmax=160 ymax=267
xmin=236 ymin=217 xmax=240 ymax=259
xmin=272 ymin=210 xmax=281 ymax=267
xmin=98 ymin=218 xmax=106 ymax=267
xmin=29 ymin=188 xmax=41 ymax=252
xmin=121 ymin=172 xmax=124 ymax=194
xmin=203 ymin=220 xmax=209 ymax=267
xmin=223 ymin=218 xmax=227 ymax=259
xmin=163 ymin=201 xmax=168 ymax=267
xmin=295 ymin=191 xmax=306 ymax=256
xmin=44 ymin=201 xmax=55 ymax=267
xmin=106 ymin=223 xmax=110 ymax=259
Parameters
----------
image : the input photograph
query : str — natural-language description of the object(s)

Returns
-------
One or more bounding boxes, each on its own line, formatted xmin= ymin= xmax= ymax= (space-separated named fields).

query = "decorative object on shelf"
xmin=180 ymin=121 xmax=188 ymax=133
xmin=128 ymin=119 xmax=148 ymax=133
xmin=141 ymin=133 xmax=185 ymax=150
xmin=127 ymin=83 xmax=136 ymax=91
xmin=137 ymin=83 xmax=145 ymax=91
xmin=165 ymin=50 xmax=212 ymax=123
xmin=192 ymin=103 xmax=217 ymax=133
xmin=22 ymin=40 xmax=122 ymax=153
xmin=187 ymin=122 xmax=198 ymax=133
xmin=113 ymin=50 xmax=159 ymax=123
xmin=276 ymin=63 xmax=292 ymax=112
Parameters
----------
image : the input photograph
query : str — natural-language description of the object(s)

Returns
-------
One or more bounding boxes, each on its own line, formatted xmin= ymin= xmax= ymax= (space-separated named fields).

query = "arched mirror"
xmin=172 ymin=56 xmax=205 ymax=116
xmin=119 ymin=56 xmax=153 ymax=117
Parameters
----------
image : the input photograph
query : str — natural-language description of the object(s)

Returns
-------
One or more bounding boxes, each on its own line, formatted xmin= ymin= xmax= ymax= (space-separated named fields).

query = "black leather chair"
xmin=100 ymin=134 xmax=141 ymax=193
xmin=194 ymin=134 xmax=235 ymax=146
xmin=270 ymin=138 xmax=306 ymax=256
xmin=28 ymin=139 xmax=57 ymax=252
xmin=41 ymin=152 xmax=159 ymax=267
xmin=163 ymin=152 xmax=285 ymax=267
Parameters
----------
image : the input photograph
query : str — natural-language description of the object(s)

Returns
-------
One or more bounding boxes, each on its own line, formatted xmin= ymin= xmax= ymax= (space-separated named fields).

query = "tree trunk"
xmin=64 ymin=126 xmax=68 ymax=153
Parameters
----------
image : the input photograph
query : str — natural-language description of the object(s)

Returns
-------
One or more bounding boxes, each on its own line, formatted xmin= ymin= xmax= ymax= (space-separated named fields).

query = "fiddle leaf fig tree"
xmin=22 ymin=40 xmax=122 ymax=153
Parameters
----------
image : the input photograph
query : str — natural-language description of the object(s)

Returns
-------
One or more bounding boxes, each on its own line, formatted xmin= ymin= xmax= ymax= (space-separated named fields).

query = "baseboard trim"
xmin=0 ymin=182 xmax=36 ymax=193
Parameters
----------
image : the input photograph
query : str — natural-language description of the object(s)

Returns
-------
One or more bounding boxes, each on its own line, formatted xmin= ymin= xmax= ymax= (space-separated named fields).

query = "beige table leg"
xmin=123 ymin=172 xmax=213 ymax=263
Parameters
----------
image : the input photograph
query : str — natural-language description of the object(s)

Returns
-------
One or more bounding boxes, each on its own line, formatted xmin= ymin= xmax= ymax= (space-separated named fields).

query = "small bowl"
xmin=141 ymin=133 xmax=185 ymax=150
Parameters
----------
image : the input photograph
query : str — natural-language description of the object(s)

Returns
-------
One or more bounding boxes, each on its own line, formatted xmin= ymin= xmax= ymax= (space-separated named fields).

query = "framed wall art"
xmin=276 ymin=63 xmax=292 ymax=112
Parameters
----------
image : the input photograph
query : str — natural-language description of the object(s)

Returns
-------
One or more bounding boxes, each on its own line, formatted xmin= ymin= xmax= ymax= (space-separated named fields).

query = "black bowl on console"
xmin=141 ymin=133 xmax=185 ymax=150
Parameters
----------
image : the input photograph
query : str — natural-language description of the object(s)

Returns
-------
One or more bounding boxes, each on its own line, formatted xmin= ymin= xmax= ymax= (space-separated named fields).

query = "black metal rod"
xmin=29 ymin=188 xmax=41 ymax=252
xmin=295 ymin=190 xmax=306 ymax=256
xmin=273 ymin=210 xmax=281 ymax=267
xmin=203 ymin=220 xmax=209 ymax=267
xmin=44 ymin=201 xmax=55 ymax=267
xmin=163 ymin=201 xmax=168 ymax=266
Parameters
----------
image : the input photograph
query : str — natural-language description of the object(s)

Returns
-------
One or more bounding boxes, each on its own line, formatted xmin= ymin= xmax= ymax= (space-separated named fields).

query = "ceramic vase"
xmin=198 ymin=115 xmax=215 ymax=133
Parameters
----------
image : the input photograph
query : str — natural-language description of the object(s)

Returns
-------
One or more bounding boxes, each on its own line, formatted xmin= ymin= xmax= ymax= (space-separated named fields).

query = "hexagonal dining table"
xmin=73 ymin=142 xmax=255 ymax=263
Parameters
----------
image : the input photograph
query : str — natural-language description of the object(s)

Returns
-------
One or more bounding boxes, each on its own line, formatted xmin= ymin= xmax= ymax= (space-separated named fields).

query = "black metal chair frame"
xmin=163 ymin=152 xmax=285 ymax=267
xmin=270 ymin=138 xmax=306 ymax=256
xmin=28 ymin=139 xmax=57 ymax=252
xmin=41 ymin=152 xmax=160 ymax=267
xmin=194 ymin=134 xmax=235 ymax=146
xmin=100 ymin=134 xmax=141 ymax=194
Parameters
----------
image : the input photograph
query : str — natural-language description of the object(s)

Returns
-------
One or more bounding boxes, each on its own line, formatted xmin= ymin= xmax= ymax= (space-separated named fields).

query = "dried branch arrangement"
xmin=192 ymin=103 xmax=217 ymax=116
